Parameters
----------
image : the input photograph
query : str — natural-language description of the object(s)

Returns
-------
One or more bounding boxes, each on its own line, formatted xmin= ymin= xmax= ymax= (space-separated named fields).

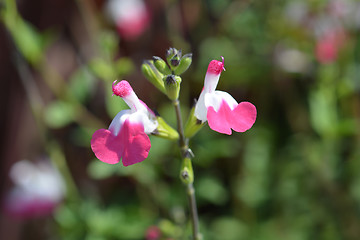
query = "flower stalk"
xmin=173 ymin=99 xmax=201 ymax=240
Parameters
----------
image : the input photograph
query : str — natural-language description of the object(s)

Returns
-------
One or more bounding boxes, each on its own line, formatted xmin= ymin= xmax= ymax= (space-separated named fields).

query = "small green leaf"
xmin=44 ymin=101 xmax=76 ymax=128
xmin=98 ymin=31 xmax=119 ymax=59
xmin=69 ymin=67 xmax=95 ymax=103
xmin=115 ymin=57 xmax=135 ymax=76
xmin=88 ymin=58 xmax=116 ymax=81
xmin=197 ymin=176 xmax=228 ymax=205
xmin=211 ymin=217 xmax=248 ymax=240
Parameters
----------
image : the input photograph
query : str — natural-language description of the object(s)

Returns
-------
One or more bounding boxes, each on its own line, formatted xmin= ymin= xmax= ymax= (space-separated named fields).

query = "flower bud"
xmin=180 ymin=158 xmax=194 ymax=184
xmin=153 ymin=56 xmax=171 ymax=75
xmin=169 ymin=53 xmax=181 ymax=68
xmin=151 ymin=116 xmax=179 ymax=140
xmin=174 ymin=53 xmax=192 ymax=75
xmin=163 ymin=75 xmax=181 ymax=101
xmin=141 ymin=60 xmax=166 ymax=94
xmin=184 ymin=106 xmax=205 ymax=138
xmin=166 ymin=47 xmax=178 ymax=63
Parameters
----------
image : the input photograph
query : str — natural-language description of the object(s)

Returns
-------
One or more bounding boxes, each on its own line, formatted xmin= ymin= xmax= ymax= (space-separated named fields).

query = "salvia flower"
xmin=194 ymin=57 xmax=257 ymax=135
xmin=315 ymin=28 xmax=345 ymax=64
xmin=145 ymin=225 xmax=162 ymax=240
xmin=91 ymin=80 xmax=158 ymax=166
xmin=4 ymin=159 xmax=65 ymax=219
xmin=105 ymin=0 xmax=150 ymax=40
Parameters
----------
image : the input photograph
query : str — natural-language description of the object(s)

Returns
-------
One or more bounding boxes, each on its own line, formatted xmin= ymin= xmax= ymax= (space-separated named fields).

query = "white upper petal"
xmin=109 ymin=109 xmax=132 ymax=136
xmin=9 ymin=160 xmax=65 ymax=201
xmin=205 ymin=91 xmax=238 ymax=111
xmin=203 ymin=73 xmax=220 ymax=93
xmin=194 ymin=90 xmax=207 ymax=122
xmin=194 ymin=90 xmax=238 ymax=122
xmin=108 ymin=108 xmax=158 ymax=135
xmin=123 ymin=91 xmax=148 ymax=113
xmin=194 ymin=69 xmax=224 ymax=122
xmin=128 ymin=110 xmax=158 ymax=134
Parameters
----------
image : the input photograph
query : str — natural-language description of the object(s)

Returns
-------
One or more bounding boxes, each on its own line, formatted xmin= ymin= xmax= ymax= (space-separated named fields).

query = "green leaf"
xmin=115 ymin=57 xmax=135 ymax=76
xmin=69 ymin=67 xmax=95 ymax=103
xmin=211 ymin=217 xmax=248 ymax=240
xmin=196 ymin=176 xmax=228 ymax=205
xmin=88 ymin=58 xmax=116 ymax=81
xmin=235 ymin=128 xmax=271 ymax=207
xmin=44 ymin=101 xmax=76 ymax=128
xmin=98 ymin=31 xmax=119 ymax=59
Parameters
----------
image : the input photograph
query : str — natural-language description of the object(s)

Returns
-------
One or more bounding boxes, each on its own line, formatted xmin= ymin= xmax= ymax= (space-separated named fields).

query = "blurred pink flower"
xmin=316 ymin=36 xmax=338 ymax=64
xmin=106 ymin=0 xmax=151 ymax=40
xmin=315 ymin=28 xmax=345 ymax=64
xmin=145 ymin=225 xmax=161 ymax=240
xmin=194 ymin=57 xmax=257 ymax=135
xmin=4 ymin=160 xmax=65 ymax=219
xmin=91 ymin=80 xmax=158 ymax=166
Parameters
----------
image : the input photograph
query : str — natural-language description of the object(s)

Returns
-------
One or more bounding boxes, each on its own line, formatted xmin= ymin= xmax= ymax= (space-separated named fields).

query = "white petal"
xmin=128 ymin=111 xmax=158 ymax=134
xmin=203 ymin=72 xmax=221 ymax=93
xmin=214 ymin=91 xmax=238 ymax=110
xmin=204 ymin=90 xmax=237 ymax=112
xmin=10 ymin=160 xmax=37 ymax=186
xmin=123 ymin=91 xmax=148 ymax=113
xmin=9 ymin=160 xmax=65 ymax=201
xmin=108 ymin=109 xmax=131 ymax=136
xmin=194 ymin=90 xmax=207 ymax=122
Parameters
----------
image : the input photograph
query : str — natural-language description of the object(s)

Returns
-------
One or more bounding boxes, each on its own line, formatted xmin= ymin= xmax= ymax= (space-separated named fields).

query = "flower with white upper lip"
xmin=193 ymin=57 xmax=257 ymax=135
xmin=4 ymin=159 xmax=65 ymax=218
xmin=105 ymin=0 xmax=151 ymax=40
xmin=91 ymin=80 xmax=158 ymax=166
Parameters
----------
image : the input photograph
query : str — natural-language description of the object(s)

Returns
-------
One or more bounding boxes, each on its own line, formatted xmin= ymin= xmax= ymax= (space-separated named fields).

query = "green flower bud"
xmin=169 ymin=52 xmax=181 ymax=69
xmin=163 ymin=75 xmax=181 ymax=101
xmin=174 ymin=53 xmax=192 ymax=75
xmin=153 ymin=56 xmax=171 ymax=75
xmin=184 ymin=106 xmax=205 ymax=138
xmin=166 ymin=47 xmax=178 ymax=63
xmin=141 ymin=60 xmax=166 ymax=94
xmin=151 ymin=116 xmax=179 ymax=140
xmin=180 ymin=158 xmax=194 ymax=184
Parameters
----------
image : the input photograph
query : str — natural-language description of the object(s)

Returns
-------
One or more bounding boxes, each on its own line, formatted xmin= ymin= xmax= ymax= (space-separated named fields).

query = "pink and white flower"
xmin=105 ymin=0 xmax=151 ymax=40
xmin=4 ymin=159 xmax=65 ymax=218
xmin=315 ymin=28 xmax=345 ymax=64
xmin=194 ymin=57 xmax=257 ymax=135
xmin=91 ymin=80 xmax=158 ymax=166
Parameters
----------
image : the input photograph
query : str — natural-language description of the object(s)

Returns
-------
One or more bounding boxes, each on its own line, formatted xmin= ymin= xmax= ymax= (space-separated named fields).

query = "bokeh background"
xmin=1 ymin=0 xmax=360 ymax=239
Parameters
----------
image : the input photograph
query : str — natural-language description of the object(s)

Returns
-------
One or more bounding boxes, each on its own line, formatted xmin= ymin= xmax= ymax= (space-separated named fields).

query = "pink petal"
xmin=207 ymin=101 xmax=257 ymax=135
xmin=207 ymin=102 xmax=233 ymax=135
xmin=230 ymin=102 xmax=257 ymax=132
xmin=91 ymin=129 xmax=124 ymax=164
xmin=4 ymin=193 xmax=57 ymax=219
xmin=120 ymin=120 xmax=151 ymax=166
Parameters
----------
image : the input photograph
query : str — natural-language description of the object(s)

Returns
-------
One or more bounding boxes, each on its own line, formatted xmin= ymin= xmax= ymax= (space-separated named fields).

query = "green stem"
xmin=173 ymin=100 xmax=187 ymax=152
xmin=187 ymin=183 xmax=201 ymax=240
xmin=173 ymin=99 xmax=201 ymax=240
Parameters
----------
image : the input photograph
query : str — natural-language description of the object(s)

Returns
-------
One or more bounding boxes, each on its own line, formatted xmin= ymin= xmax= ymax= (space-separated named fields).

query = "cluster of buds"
xmin=142 ymin=48 xmax=192 ymax=101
